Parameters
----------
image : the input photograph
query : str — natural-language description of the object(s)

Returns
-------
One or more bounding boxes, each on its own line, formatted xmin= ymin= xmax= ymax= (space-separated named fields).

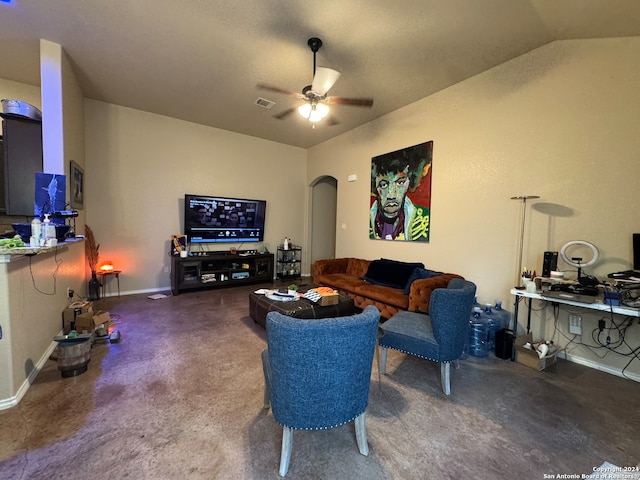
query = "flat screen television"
xmin=184 ymin=194 xmax=266 ymax=244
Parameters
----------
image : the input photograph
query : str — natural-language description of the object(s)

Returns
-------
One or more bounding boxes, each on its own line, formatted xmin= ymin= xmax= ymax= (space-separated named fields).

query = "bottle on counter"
xmin=42 ymin=214 xmax=56 ymax=245
xmin=30 ymin=216 xmax=42 ymax=246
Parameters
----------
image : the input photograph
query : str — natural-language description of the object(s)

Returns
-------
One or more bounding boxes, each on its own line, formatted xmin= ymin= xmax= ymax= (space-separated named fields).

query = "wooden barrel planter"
xmin=55 ymin=336 xmax=92 ymax=377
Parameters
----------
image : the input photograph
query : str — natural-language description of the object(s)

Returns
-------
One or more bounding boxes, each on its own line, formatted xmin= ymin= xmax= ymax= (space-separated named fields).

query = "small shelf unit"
xmin=276 ymin=246 xmax=302 ymax=281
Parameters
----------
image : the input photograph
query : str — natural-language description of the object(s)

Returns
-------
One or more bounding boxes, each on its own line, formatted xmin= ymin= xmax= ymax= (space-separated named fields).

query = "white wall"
xmin=0 ymin=79 xmax=41 ymax=125
xmin=307 ymin=37 xmax=640 ymax=379
xmin=84 ymin=101 xmax=307 ymax=294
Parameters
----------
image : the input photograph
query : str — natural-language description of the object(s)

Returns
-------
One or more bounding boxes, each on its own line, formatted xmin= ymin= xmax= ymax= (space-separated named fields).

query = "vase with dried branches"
xmin=85 ymin=224 xmax=101 ymax=300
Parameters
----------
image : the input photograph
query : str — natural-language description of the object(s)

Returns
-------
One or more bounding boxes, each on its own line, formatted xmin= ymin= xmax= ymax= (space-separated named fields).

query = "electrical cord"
xmin=28 ymin=246 xmax=63 ymax=295
xmin=545 ymin=300 xmax=633 ymax=361
xmin=538 ymin=283 xmax=640 ymax=378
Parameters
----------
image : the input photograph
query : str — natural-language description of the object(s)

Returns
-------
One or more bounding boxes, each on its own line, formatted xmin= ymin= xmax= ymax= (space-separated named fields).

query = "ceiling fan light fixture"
xmin=298 ymin=102 xmax=329 ymax=122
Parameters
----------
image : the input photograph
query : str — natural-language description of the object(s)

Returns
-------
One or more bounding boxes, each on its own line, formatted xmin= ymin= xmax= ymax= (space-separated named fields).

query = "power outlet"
xmin=569 ymin=315 xmax=582 ymax=335
xmin=67 ymin=287 xmax=74 ymax=299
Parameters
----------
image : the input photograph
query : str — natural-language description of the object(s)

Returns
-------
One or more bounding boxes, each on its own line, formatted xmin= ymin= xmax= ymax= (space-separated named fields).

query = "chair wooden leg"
xmin=279 ymin=426 xmax=293 ymax=477
xmin=263 ymin=384 xmax=270 ymax=409
xmin=440 ymin=362 xmax=451 ymax=395
xmin=354 ymin=412 xmax=369 ymax=456
xmin=379 ymin=345 xmax=388 ymax=375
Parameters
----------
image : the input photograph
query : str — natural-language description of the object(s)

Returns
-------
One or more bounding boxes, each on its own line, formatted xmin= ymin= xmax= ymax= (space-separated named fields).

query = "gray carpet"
xmin=0 ymin=283 xmax=639 ymax=480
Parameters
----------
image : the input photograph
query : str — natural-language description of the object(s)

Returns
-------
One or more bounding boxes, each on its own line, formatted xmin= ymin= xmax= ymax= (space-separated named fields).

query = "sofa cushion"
xmin=317 ymin=273 xmax=369 ymax=292
xmin=363 ymin=259 xmax=424 ymax=289
xmin=403 ymin=267 xmax=443 ymax=295
xmin=346 ymin=258 xmax=372 ymax=278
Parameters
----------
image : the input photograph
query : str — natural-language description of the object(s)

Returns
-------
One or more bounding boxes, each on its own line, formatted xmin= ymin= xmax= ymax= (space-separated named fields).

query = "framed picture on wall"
xmin=370 ymin=141 xmax=433 ymax=242
xmin=70 ymin=160 xmax=84 ymax=209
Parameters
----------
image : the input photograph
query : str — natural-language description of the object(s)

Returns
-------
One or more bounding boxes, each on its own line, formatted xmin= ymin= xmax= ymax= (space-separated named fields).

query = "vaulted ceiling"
xmin=0 ymin=0 xmax=639 ymax=148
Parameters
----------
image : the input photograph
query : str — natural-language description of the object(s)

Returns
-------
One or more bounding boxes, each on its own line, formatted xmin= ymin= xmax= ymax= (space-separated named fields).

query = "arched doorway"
xmin=309 ymin=176 xmax=337 ymax=272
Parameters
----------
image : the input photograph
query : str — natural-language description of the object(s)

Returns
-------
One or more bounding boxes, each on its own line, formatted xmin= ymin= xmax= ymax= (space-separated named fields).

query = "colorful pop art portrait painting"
xmin=370 ymin=141 xmax=433 ymax=242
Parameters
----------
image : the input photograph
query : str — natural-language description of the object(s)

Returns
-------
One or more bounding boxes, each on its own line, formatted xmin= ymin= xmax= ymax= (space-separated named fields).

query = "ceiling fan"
xmin=257 ymin=37 xmax=374 ymax=125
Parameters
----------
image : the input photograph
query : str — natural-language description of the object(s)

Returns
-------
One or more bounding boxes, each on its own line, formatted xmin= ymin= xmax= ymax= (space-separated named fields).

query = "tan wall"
xmin=0 ymin=41 xmax=86 ymax=407
xmin=83 ymin=101 xmax=307 ymax=294
xmin=307 ymin=37 xmax=640 ymax=379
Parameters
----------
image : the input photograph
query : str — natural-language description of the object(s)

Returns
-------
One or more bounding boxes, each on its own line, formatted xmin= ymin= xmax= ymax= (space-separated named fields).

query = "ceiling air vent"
xmin=255 ymin=97 xmax=275 ymax=110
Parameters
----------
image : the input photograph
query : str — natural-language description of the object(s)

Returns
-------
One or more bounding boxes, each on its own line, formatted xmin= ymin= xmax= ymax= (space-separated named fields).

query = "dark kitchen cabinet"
xmin=1 ymin=115 xmax=43 ymax=215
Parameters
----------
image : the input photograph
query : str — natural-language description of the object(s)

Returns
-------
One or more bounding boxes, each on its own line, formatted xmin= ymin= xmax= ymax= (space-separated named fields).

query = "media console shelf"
xmin=171 ymin=251 xmax=274 ymax=295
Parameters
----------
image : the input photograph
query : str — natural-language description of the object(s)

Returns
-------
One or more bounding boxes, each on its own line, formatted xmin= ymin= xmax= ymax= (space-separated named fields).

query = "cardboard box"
xmin=304 ymin=288 xmax=340 ymax=306
xmin=515 ymin=333 xmax=557 ymax=371
xmin=317 ymin=293 xmax=339 ymax=306
xmin=75 ymin=310 xmax=112 ymax=334
xmin=63 ymin=302 xmax=92 ymax=334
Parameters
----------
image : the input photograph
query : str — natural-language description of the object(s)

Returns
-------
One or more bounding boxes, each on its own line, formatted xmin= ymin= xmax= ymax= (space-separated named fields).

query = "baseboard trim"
xmin=0 ymin=338 xmax=59 ymax=410
xmin=557 ymin=351 xmax=640 ymax=383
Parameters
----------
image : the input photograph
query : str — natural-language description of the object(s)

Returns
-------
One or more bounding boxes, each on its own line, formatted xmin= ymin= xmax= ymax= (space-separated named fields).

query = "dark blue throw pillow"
xmin=403 ymin=267 xmax=442 ymax=295
xmin=363 ymin=259 xmax=424 ymax=289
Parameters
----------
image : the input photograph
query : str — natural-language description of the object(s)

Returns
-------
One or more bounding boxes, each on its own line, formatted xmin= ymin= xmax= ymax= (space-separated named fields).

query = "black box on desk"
xmin=542 ymin=251 xmax=558 ymax=277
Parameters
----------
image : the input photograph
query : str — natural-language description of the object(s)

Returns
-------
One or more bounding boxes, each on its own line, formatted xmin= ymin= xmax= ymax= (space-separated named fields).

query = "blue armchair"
xmin=261 ymin=305 xmax=380 ymax=477
xmin=378 ymin=278 xmax=476 ymax=395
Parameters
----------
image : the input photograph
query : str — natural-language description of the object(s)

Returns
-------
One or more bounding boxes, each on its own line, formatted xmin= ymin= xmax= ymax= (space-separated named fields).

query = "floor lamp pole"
xmin=510 ymin=195 xmax=539 ymax=361
xmin=511 ymin=195 xmax=540 ymax=288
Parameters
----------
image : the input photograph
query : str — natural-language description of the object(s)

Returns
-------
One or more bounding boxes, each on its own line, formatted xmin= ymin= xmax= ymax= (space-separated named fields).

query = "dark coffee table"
xmin=249 ymin=288 xmax=356 ymax=328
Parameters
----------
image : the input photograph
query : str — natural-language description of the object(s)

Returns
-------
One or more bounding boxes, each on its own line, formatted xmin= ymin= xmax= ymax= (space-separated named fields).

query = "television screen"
xmin=184 ymin=194 xmax=266 ymax=244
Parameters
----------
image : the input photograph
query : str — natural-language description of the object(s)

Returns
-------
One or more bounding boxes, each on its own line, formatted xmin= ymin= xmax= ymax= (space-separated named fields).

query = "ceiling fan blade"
xmin=273 ymin=108 xmax=295 ymax=120
xmin=311 ymin=67 xmax=341 ymax=95
xmin=256 ymin=83 xmax=304 ymax=99
xmin=325 ymin=96 xmax=374 ymax=107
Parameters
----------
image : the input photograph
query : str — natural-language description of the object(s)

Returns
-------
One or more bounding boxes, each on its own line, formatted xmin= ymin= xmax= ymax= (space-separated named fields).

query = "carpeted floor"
xmin=1 ymin=283 xmax=639 ymax=480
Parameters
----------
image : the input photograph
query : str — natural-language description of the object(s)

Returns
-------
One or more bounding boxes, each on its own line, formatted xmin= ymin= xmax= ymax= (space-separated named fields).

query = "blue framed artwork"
xmin=35 ymin=173 xmax=66 ymax=224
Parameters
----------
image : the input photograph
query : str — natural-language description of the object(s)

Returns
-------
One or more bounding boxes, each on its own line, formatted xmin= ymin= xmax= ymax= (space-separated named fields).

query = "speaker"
xmin=542 ymin=251 xmax=558 ymax=277
xmin=495 ymin=328 xmax=514 ymax=360
xmin=634 ymin=233 xmax=640 ymax=270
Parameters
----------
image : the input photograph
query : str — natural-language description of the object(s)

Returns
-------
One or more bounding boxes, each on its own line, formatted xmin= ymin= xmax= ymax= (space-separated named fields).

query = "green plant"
xmin=287 ymin=284 xmax=298 ymax=291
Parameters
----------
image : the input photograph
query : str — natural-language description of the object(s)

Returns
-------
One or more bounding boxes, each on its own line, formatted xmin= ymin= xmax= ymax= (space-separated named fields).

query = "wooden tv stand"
xmin=171 ymin=251 xmax=274 ymax=295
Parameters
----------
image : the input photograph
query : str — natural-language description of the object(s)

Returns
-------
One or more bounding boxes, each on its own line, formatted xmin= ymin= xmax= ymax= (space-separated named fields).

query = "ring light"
xmin=560 ymin=240 xmax=599 ymax=268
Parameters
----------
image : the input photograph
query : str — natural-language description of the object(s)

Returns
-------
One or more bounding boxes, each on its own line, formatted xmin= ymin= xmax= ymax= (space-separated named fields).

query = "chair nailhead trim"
xmin=279 ymin=410 xmax=365 ymax=431
xmin=381 ymin=346 xmax=453 ymax=364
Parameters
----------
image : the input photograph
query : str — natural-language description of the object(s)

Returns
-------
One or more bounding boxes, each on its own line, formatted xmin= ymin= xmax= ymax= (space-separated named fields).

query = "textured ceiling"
xmin=0 ymin=0 xmax=638 ymax=148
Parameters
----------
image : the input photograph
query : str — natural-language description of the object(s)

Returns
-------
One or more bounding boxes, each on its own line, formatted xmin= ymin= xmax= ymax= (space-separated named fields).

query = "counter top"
xmin=0 ymin=237 xmax=83 ymax=263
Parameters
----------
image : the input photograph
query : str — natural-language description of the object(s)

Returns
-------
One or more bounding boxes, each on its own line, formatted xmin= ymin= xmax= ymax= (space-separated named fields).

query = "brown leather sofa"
xmin=313 ymin=257 xmax=463 ymax=320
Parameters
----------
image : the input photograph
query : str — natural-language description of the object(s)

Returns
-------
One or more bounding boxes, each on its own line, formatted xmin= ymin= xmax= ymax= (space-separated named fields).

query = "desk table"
xmin=510 ymin=288 xmax=640 ymax=360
